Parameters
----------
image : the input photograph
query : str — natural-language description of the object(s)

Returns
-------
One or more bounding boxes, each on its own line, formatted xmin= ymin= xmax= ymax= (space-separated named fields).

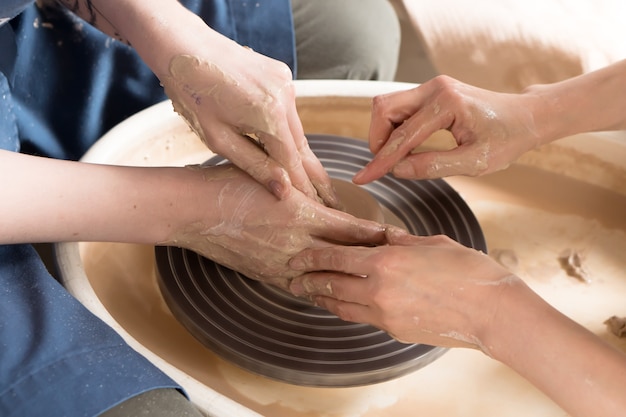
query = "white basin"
xmin=57 ymin=80 xmax=626 ymax=417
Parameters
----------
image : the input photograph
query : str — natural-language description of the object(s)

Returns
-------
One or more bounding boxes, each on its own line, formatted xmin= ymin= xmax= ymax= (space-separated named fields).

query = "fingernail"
xmin=269 ymin=179 xmax=286 ymax=198
xmin=392 ymin=160 xmax=415 ymax=178
xmin=353 ymin=169 xmax=366 ymax=184
xmin=290 ymin=257 xmax=305 ymax=270
xmin=290 ymin=280 xmax=304 ymax=295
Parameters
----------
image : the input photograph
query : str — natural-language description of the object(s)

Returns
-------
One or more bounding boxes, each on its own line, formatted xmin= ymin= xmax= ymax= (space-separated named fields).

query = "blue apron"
xmin=0 ymin=1 xmax=295 ymax=416
xmin=10 ymin=0 xmax=296 ymax=160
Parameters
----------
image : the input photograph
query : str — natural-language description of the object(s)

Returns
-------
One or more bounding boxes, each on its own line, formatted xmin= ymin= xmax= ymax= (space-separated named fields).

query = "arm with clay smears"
xmin=52 ymin=0 xmax=338 ymax=207
xmin=354 ymin=59 xmax=626 ymax=183
xmin=288 ymin=235 xmax=626 ymax=417
xmin=0 ymin=150 xmax=386 ymax=288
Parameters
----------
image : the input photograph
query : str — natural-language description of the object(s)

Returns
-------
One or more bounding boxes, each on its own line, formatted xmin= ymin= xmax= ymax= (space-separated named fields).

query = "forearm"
xmin=486 ymin=280 xmax=626 ymax=417
xmin=54 ymin=0 xmax=240 ymax=76
xmin=525 ymin=59 xmax=626 ymax=145
xmin=0 ymin=150 xmax=217 ymax=245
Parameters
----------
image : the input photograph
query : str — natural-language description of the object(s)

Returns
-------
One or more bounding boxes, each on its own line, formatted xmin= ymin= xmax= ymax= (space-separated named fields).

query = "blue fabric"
xmin=1 ymin=1 xmax=296 ymax=415
xmin=0 ymin=71 xmax=18 ymax=152
xmin=10 ymin=0 xmax=295 ymax=160
xmin=1 ymin=19 xmax=180 ymax=413
xmin=0 ymin=0 xmax=31 ymax=22
xmin=0 ymin=245 xmax=177 ymax=417
xmin=0 ymin=23 xmax=17 ymax=93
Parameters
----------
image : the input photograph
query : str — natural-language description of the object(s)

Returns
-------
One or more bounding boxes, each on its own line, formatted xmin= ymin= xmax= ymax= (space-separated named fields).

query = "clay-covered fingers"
xmin=161 ymin=52 xmax=337 ymax=204
xmin=367 ymin=87 xmax=426 ymax=154
xmin=358 ymin=75 xmax=545 ymax=182
xmin=273 ymin=105 xmax=339 ymax=207
xmin=240 ymin=68 xmax=337 ymax=206
xmin=229 ymin=94 xmax=338 ymax=206
xmin=355 ymin=81 xmax=455 ymax=184
xmin=203 ymin=113 xmax=335 ymax=204
xmin=228 ymin=82 xmax=318 ymax=202
xmin=290 ymin=232 xmax=428 ymax=279
xmin=291 ymin=245 xmax=372 ymax=278
xmin=289 ymin=245 xmax=373 ymax=304
xmin=288 ymin=245 xmax=389 ymax=327
xmin=390 ymin=143 xmax=491 ymax=179
xmin=298 ymin=144 xmax=340 ymax=209
xmin=309 ymin=206 xmax=390 ymax=246
xmin=290 ymin=269 xmax=374 ymax=325
xmin=209 ymin=128 xmax=294 ymax=199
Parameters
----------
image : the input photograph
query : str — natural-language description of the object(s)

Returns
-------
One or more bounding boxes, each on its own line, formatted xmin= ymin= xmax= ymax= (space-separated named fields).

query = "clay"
xmin=490 ymin=248 xmax=520 ymax=270
xmin=160 ymin=54 xmax=281 ymax=146
xmin=426 ymin=142 xmax=491 ymax=178
xmin=331 ymin=178 xmax=384 ymax=223
xmin=558 ymin=249 xmax=591 ymax=283
xmin=81 ymin=162 xmax=626 ymax=417
xmin=60 ymin=77 xmax=626 ymax=416
xmin=605 ymin=316 xmax=626 ymax=338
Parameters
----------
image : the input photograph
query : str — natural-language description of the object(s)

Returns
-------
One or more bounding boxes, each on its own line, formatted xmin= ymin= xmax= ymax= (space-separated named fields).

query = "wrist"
xmin=156 ymin=164 xmax=250 ymax=246
xmin=520 ymin=84 xmax=571 ymax=147
xmin=476 ymin=276 xmax=544 ymax=360
xmin=86 ymin=0 xmax=230 ymax=75
xmin=522 ymin=61 xmax=626 ymax=143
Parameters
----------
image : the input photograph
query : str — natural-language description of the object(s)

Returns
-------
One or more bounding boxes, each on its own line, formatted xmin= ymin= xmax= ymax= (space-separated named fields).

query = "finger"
xmin=369 ymin=93 xmax=402 ymax=155
xmin=368 ymin=89 xmax=425 ymax=154
xmin=299 ymin=145 xmax=340 ymax=209
xmin=391 ymin=143 xmax=489 ymax=179
xmin=308 ymin=295 xmax=375 ymax=326
xmin=312 ymin=209 xmax=388 ymax=245
xmin=290 ymin=246 xmax=373 ymax=275
xmin=313 ymin=295 xmax=375 ymax=325
xmin=256 ymin=129 xmax=317 ymax=199
xmin=290 ymin=272 xmax=373 ymax=312
xmin=258 ymin=106 xmax=322 ymax=199
xmin=286 ymin=109 xmax=340 ymax=208
xmin=289 ymin=271 xmax=361 ymax=297
xmin=355 ymin=105 xmax=453 ymax=185
xmin=384 ymin=227 xmax=426 ymax=245
xmin=210 ymin=128 xmax=294 ymax=199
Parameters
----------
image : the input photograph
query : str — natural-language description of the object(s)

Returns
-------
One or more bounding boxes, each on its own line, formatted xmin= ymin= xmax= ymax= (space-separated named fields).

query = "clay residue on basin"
xmin=81 ymin=161 xmax=626 ymax=417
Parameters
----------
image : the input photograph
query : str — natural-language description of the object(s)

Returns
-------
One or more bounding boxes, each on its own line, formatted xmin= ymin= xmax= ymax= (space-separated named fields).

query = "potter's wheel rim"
xmin=156 ymin=134 xmax=487 ymax=387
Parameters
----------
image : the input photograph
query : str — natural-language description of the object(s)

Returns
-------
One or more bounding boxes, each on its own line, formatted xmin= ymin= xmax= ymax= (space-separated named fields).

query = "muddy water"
xmin=82 ymin=163 xmax=626 ymax=417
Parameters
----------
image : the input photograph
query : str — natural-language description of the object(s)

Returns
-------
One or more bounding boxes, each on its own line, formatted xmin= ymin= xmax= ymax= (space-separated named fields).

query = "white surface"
xmin=57 ymin=80 xmax=626 ymax=417
xmin=397 ymin=0 xmax=626 ymax=91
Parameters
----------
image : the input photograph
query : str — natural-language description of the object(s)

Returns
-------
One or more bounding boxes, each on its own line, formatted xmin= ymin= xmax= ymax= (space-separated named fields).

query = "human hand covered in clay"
xmin=159 ymin=50 xmax=338 ymax=208
xmin=353 ymin=75 xmax=543 ymax=183
xmin=288 ymin=230 xmax=626 ymax=417
xmin=53 ymin=0 xmax=337 ymax=206
xmin=0 ymin=150 xmax=386 ymax=290
xmin=165 ymin=163 xmax=388 ymax=290
xmin=289 ymin=232 xmax=517 ymax=350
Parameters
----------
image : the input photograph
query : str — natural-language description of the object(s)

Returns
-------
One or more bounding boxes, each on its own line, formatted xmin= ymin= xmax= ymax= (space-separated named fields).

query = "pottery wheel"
xmin=155 ymin=134 xmax=487 ymax=387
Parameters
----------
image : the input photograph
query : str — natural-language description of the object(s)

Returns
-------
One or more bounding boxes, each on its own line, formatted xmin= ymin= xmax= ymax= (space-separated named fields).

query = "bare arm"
xmin=489 ymin=275 xmax=626 ymax=417
xmin=289 ymin=235 xmax=626 ymax=417
xmin=527 ymin=59 xmax=626 ymax=140
xmin=0 ymin=150 xmax=385 ymax=287
xmin=0 ymin=149 xmax=221 ymax=244
xmin=355 ymin=59 xmax=626 ymax=183
xmin=51 ymin=0 xmax=338 ymax=206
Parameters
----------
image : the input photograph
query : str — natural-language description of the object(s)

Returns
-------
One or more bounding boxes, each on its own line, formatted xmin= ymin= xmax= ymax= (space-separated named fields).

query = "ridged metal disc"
xmin=156 ymin=134 xmax=487 ymax=387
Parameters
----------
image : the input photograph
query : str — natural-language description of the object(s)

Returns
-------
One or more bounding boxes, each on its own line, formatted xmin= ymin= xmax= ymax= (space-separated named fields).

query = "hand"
xmin=0 ymin=151 xmax=383 ymax=290
xmin=353 ymin=75 xmax=543 ymax=183
xmin=289 ymin=233 xmax=517 ymax=349
xmin=159 ymin=48 xmax=339 ymax=208
xmin=58 ymin=0 xmax=339 ymax=206
xmin=167 ymin=164 xmax=387 ymax=290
